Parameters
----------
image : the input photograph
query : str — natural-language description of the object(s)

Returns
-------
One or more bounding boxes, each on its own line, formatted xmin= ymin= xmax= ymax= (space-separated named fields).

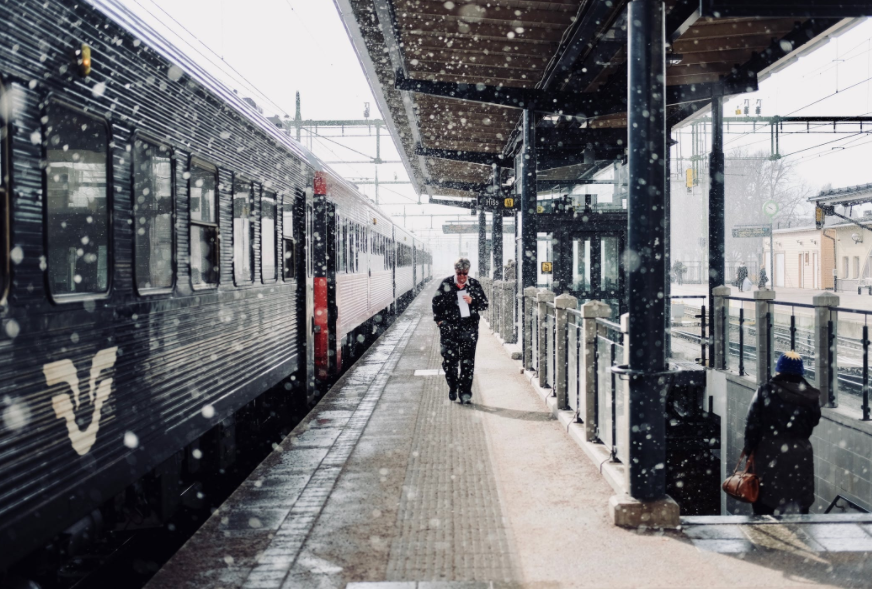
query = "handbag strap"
xmin=734 ymin=452 xmax=755 ymax=475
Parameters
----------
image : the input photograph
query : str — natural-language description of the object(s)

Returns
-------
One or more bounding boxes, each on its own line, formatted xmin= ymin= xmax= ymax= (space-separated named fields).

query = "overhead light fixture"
xmin=667 ymin=54 xmax=683 ymax=65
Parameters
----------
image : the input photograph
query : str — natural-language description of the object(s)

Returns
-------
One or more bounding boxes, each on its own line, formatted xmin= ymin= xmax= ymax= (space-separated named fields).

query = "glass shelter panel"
xmin=45 ymin=103 xmax=110 ymax=297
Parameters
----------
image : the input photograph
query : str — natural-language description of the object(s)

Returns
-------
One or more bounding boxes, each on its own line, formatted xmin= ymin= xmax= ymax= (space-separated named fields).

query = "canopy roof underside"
xmin=337 ymin=0 xmax=855 ymax=200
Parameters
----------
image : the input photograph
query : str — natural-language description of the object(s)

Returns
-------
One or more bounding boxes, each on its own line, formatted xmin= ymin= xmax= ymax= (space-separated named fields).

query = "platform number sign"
xmin=541 ymin=261 xmax=553 ymax=274
xmin=504 ymin=197 xmax=515 ymax=209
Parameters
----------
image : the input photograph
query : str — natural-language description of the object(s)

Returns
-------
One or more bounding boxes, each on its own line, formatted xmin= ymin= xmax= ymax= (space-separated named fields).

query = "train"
xmin=0 ymin=0 xmax=431 ymax=572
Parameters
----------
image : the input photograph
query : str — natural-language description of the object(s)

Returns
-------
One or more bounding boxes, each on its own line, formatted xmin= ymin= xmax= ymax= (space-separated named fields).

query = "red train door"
xmin=312 ymin=172 xmax=337 ymax=388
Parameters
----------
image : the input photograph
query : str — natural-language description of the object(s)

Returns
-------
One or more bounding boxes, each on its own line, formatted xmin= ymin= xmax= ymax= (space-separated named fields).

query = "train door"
xmin=304 ymin=191 xmax=315 ymax=400
xmin=390 ymin=227 xmax=397 ymax=314
xmin=367 ymin=227 xmax=372 ymax=312
xmin=312 ymin=173 xmax=337 ymax=388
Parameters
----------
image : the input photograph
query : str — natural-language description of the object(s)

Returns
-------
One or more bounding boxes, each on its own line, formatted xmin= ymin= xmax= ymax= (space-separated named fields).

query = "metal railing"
xmin=669 ymin=295 xmax=707 ymax=366
xmin=593 ymin=317 xmax=624 ymax=461
xmin=711 ymin=290 xmax=871 ymax=422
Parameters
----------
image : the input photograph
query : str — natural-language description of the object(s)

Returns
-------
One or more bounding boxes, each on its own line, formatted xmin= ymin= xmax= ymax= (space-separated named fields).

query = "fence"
xmin=672 ymin=261 xmax=760 ymax=286
xmin=481 ymin=277 xmax=518 ymax=345
xmin=711 ymin=289 xmax=871 ymax=422
xmin=523 ymin=289 xmax=627 ymax=463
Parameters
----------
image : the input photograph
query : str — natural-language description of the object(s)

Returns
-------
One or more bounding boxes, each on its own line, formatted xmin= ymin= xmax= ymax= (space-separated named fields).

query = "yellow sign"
xmin=536 ymin=205 xmax=544 ymax=214
xmin=815 ymin=206 xmax=825 ymax=229
xmin=685 ymin=168 xmax=695 ymax=188
xmin=504 ymin=197 xmax=514 ymax=209
xmin=541 ymin=261 xmax=553 ymax=274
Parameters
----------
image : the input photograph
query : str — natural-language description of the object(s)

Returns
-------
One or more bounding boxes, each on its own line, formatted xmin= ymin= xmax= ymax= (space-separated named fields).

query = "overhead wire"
xmin=132 ymin=0 xmax=291 ymax=119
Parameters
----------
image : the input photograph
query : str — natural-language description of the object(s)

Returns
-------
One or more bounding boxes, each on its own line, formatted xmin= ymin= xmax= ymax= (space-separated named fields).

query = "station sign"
xmin=476 ymin=194 xmax=518 ymax=211
xmin=442 ymin=223 xmax=516 ymax=235
xmin=541 ymin=261 xmax=553 ymax=274
xmin=732 ymin=225 xmax=771 ymax=238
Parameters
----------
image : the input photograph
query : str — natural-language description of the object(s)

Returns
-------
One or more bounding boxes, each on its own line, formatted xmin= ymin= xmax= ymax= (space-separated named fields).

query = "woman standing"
xmin=743 ymin=351 xmax=822 ymax=515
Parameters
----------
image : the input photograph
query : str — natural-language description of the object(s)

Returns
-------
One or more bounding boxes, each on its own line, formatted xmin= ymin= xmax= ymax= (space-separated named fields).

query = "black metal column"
xmin=520 ymin=109 xmax=538 ymax=360
xmin=708 ymin=94 xmax=725 ymax=348
xmin=626 ymin=0 xmax=667 ymax=501
xmin=664 ymin=133 xmax=672 ymax=356
xmin=493 ymin=164 xmax=503 ymax=280
xmin=478 ymin=207 xmax=488 ymax=277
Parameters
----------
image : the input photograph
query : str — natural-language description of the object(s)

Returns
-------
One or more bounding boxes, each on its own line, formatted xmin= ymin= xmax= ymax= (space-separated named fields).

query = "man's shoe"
xmin=449 ymin=389 xmax=457 ymax=401
xmin=460 ymin=393 xmax=472 ymax=404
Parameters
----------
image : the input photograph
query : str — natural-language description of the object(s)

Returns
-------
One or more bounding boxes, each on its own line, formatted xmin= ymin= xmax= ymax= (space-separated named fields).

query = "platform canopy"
xmin=334 ymin=0 xmax=856 ymax=200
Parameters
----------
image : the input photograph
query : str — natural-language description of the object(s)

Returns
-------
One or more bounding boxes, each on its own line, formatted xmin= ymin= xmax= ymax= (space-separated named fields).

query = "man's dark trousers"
xmin=440 ymin=318 xmax=479 ymax=396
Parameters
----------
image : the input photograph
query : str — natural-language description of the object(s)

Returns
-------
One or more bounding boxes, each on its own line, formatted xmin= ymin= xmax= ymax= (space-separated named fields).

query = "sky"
xmin=113 ymin=0 xmax=872 ymax=271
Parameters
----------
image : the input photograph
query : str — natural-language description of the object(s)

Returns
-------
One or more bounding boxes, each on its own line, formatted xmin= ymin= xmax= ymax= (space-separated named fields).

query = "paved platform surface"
xmin=147 ymin=285 xmax=872 ymax=589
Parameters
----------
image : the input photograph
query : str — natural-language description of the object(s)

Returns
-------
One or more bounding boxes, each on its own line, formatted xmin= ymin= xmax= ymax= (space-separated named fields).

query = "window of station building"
xmin=189 ymin=159 xmax=219 ymax=287
xmin=262 ymin=190 xmax=277 ymax=282
xmin=0 ymin=80 xmax=9 ymax=303
xmin=233 ymin=177 xmax=254 ymax=285
xmin=132 ymin=138 xmax=173 ymax=292
xmin=854 ymin=256 xmax=860 ymax=279
xmin=281 ymin=194 xmax=295 ymax=281
xmin=44 ymin=102 xmax=111 ymax=298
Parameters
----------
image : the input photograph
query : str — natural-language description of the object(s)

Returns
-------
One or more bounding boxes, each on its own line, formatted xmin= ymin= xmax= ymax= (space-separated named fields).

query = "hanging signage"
xmin=700 ymin=1 xmax=872 ymax=17
xmin=442 ymin=223 xmax=516 ymax=234
xmin=732 ymin=225 xmax=771 ymax=238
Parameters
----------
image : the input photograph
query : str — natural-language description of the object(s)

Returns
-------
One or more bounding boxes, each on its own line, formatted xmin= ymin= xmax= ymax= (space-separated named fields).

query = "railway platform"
xmin=146 ymin=285 xmax=872 ymax=589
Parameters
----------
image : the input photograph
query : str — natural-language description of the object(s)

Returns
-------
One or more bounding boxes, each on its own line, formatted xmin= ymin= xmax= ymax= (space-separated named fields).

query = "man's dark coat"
xmin=431 ymin=275 xmax=488 ymax=328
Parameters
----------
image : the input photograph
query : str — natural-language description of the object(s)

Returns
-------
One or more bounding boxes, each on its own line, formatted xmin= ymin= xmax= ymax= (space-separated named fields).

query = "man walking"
xmin=432 ymin=258 xmax=488 ymax=404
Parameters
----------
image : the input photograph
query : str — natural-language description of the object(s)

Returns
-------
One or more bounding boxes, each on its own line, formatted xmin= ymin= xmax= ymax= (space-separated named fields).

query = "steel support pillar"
xmin=520 ymin=109 xmax=538 ymax=361
xmin=708 ymin=94 xmax=725 ymax=353
xmin=493 ymin=164 xmax=503 ymax=280
xmin=626 ymin=0 xmax=667 ymax=502
xmin=478 ymin=208 xmax=488 ymax=277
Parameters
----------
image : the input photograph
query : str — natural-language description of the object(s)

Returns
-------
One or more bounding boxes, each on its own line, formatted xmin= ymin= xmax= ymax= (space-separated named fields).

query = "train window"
xmin=262 ymin=191 xmax=277 ymax=282
xmin=189 ymin=158 xmax=219 ymax=287
xmin=44 ymin=102 xmax=111 ymax=298
xmin=233 ymin=177 xmax=254 ymax=284
xmin=0 ymin=80 xmax=8 ymax=303
xmin=281 ymin=194 xmax=294 ymax=280
xmin=337 ymin=217 xmax=345 ymax=274
xmin=132 ymin=138 xmax=174 ymax=292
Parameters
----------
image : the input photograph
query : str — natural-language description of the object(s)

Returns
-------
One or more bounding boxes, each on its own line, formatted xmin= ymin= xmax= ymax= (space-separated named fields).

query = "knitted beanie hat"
xmin=775 ymin=350 xmax=804 ymax=376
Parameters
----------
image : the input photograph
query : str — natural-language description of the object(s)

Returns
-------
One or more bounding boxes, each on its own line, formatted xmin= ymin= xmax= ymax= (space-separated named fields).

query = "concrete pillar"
xmin=712 ymin=285 xmax=731 ymax=370
xmin=502 ymin=281 xmax=515 ymax=343
xmin=538 ymin=289 xmax=555 ymax=388
xmin=524 ymin=286 xmax=538 ymax=371
xmin=581 ymin=300 xmax=612 ymax=441
xmin=814 ymin=292 xmax=839 ymax=408
xmin=753 ymin=289 xmax=776 ymax=387
xmin=555 ymin=293 xmax=579 ymax=410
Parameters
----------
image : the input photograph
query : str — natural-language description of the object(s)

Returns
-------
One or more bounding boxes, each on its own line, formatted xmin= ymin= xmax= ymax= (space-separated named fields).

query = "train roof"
xmin=85 ymin=0 xmax=404 ymax=230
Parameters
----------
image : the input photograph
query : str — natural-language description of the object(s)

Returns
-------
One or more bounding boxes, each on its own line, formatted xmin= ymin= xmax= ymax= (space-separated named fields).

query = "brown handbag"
xmin=722 ymin=453 xmax=760 ymax=503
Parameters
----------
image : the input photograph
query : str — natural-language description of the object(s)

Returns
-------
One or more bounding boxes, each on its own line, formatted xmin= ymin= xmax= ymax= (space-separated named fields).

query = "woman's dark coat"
xmin=743 ymin=373 xmax=822 ymax=510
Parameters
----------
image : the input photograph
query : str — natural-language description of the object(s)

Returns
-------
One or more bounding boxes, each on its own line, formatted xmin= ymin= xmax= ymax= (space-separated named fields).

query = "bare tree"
xmin=725 ymin=148 xmax=816 ymax=266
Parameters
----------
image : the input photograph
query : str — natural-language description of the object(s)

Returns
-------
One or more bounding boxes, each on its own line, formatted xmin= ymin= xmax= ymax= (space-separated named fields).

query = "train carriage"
xmin=0 ymin=0 xmax=429 ymax=572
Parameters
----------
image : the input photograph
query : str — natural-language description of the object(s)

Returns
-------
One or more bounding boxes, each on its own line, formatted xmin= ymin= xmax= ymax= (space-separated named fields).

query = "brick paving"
xmin=147 ymin=284 xmax=872 ymax=589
